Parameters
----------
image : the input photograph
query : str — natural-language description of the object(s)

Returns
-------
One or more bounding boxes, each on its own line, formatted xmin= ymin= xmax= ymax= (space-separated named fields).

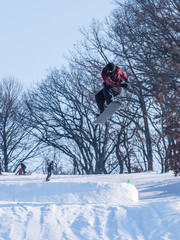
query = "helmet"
xmin=106 ymin=62 xmax=115 ymax=72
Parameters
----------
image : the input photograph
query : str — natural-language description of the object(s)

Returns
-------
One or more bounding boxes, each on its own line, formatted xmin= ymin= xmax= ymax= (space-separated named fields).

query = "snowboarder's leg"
xmin=104 ymin=87 xmax=122 ymax=105
xmin=46 ymin=175 xmax=49 ymax=181
xmin=111 ymin=87 xmax=122 ymax=98
xmin=95 ymin=89 xmax=105 ymax=113
xmin=103 ymin=87 xmax=113 ymax=105
xmin=46 ymin=172 xmax=51 ymax=181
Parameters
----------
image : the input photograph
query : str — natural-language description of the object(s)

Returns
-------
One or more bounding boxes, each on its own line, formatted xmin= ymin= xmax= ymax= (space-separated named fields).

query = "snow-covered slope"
xmin=0 ymin=172 xmax=179 ymax=240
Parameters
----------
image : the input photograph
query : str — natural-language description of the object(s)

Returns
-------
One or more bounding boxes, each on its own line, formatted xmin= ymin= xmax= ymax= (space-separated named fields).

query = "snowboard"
xmin=93 ymin=101 xmax=121 ymax=124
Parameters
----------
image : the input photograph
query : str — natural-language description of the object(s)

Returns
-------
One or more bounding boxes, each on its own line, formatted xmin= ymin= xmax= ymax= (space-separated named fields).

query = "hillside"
xmin=0 ymin=172 xmax=180 ymax=240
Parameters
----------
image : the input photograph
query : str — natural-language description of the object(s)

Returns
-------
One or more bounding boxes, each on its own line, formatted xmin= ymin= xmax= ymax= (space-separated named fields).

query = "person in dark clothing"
xmin=46 ymin=161 xmax=54 ymax=181
xmin=21 ymin=162 xmax=26 ymax=175
xmin=15 ymin=162 xmax=26 ymax=175
xmin=95 ymin=62 xmax=129 ymax=115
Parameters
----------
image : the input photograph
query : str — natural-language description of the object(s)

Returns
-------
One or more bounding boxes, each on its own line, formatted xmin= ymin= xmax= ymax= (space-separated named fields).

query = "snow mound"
xmin=0 ymin=181 xmax=138 ymax=204
xmin=0 ymin=172 xmax=180 ymax=240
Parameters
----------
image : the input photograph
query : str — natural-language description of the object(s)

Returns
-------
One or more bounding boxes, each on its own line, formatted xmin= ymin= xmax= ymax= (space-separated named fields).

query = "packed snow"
xmin=0 ymin=172 xmax=180 ymax=240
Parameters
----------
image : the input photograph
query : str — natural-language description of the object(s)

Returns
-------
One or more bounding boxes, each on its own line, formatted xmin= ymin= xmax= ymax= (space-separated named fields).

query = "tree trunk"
xmin=139 ymin=95 xmax=153 ymax=171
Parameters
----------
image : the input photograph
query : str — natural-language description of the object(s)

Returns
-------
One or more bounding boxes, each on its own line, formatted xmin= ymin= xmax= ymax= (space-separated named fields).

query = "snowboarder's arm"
xmin=102 ymin=77 xmax=116 ymax=87
xmin=119 ymin=69 xmax=128 ymax=81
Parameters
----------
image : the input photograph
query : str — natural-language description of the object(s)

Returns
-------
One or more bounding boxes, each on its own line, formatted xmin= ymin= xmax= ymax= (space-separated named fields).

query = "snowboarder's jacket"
xmin=102 ymin=65 xmax=128 ymax=88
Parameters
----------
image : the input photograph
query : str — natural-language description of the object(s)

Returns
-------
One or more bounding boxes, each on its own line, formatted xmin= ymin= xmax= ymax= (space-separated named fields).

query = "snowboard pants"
xmin=95 ymin=86 xmax=120 ymax=113
xmin=46 ymin=171 xmax=52 ymax=181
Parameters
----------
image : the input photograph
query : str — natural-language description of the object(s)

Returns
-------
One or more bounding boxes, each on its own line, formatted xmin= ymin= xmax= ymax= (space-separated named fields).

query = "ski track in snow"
xmin=0 ymin=172 xmax=180 ymax=240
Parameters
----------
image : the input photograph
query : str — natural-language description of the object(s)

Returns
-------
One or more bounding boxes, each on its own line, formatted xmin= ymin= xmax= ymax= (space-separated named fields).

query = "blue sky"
xmin=0 ymin=0 xmax=116 ymax=88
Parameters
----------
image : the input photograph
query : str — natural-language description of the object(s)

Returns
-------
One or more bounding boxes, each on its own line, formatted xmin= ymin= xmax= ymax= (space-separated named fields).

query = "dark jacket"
xmin=21 ymin=163 xmax=26 ymax=172
xmin=48 ymin=162 xmax=54 ymax=173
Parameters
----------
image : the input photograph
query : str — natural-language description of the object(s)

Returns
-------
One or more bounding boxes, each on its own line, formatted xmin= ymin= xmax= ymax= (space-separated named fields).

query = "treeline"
xmin=0 ymin=0 xmax=179 ymax=175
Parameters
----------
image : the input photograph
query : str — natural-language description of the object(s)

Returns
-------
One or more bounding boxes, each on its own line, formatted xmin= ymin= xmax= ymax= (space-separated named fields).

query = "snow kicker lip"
xmin=0 ymin=182 xmax=138 ymax=204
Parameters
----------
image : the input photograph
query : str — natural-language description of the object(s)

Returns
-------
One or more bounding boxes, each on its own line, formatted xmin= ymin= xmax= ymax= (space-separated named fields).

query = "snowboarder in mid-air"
xmin=95 ymin=62 xmax=129 ymax=117
xmin=46 ymin=161 xmax=54 ymax=181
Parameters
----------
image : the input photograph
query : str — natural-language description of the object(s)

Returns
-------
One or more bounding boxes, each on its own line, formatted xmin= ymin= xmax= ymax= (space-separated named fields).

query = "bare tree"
xmin=23 ymin=0 xmax=179 ymax=175
xmin=103 ymin=0 xmax=180 ymax=172
xmin=24 ymin=68 xmax=122 ymax=174
xmin=69 ymin=17 xmax=154 ymax=171
xmin=0 ymin=78 xmax=39 ymax=172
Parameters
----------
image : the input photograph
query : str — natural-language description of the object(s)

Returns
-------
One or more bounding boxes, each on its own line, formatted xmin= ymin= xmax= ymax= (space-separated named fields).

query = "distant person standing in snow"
xmin=46 ymin=161 xmax=54 ymax=181
xmin=15 ymin=162 xmax=26 ymax=175
xmin=21 ymin=162 xmax=26 ymax=175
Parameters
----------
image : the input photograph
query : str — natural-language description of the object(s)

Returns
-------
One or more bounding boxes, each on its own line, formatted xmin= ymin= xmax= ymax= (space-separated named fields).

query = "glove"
xmin=116 ymin=80 xmax=123 ymax=88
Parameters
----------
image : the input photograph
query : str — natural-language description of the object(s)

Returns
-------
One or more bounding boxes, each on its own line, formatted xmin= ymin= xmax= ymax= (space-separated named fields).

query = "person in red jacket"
xmin=95 ymin=62 xmax=129 ymax=115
